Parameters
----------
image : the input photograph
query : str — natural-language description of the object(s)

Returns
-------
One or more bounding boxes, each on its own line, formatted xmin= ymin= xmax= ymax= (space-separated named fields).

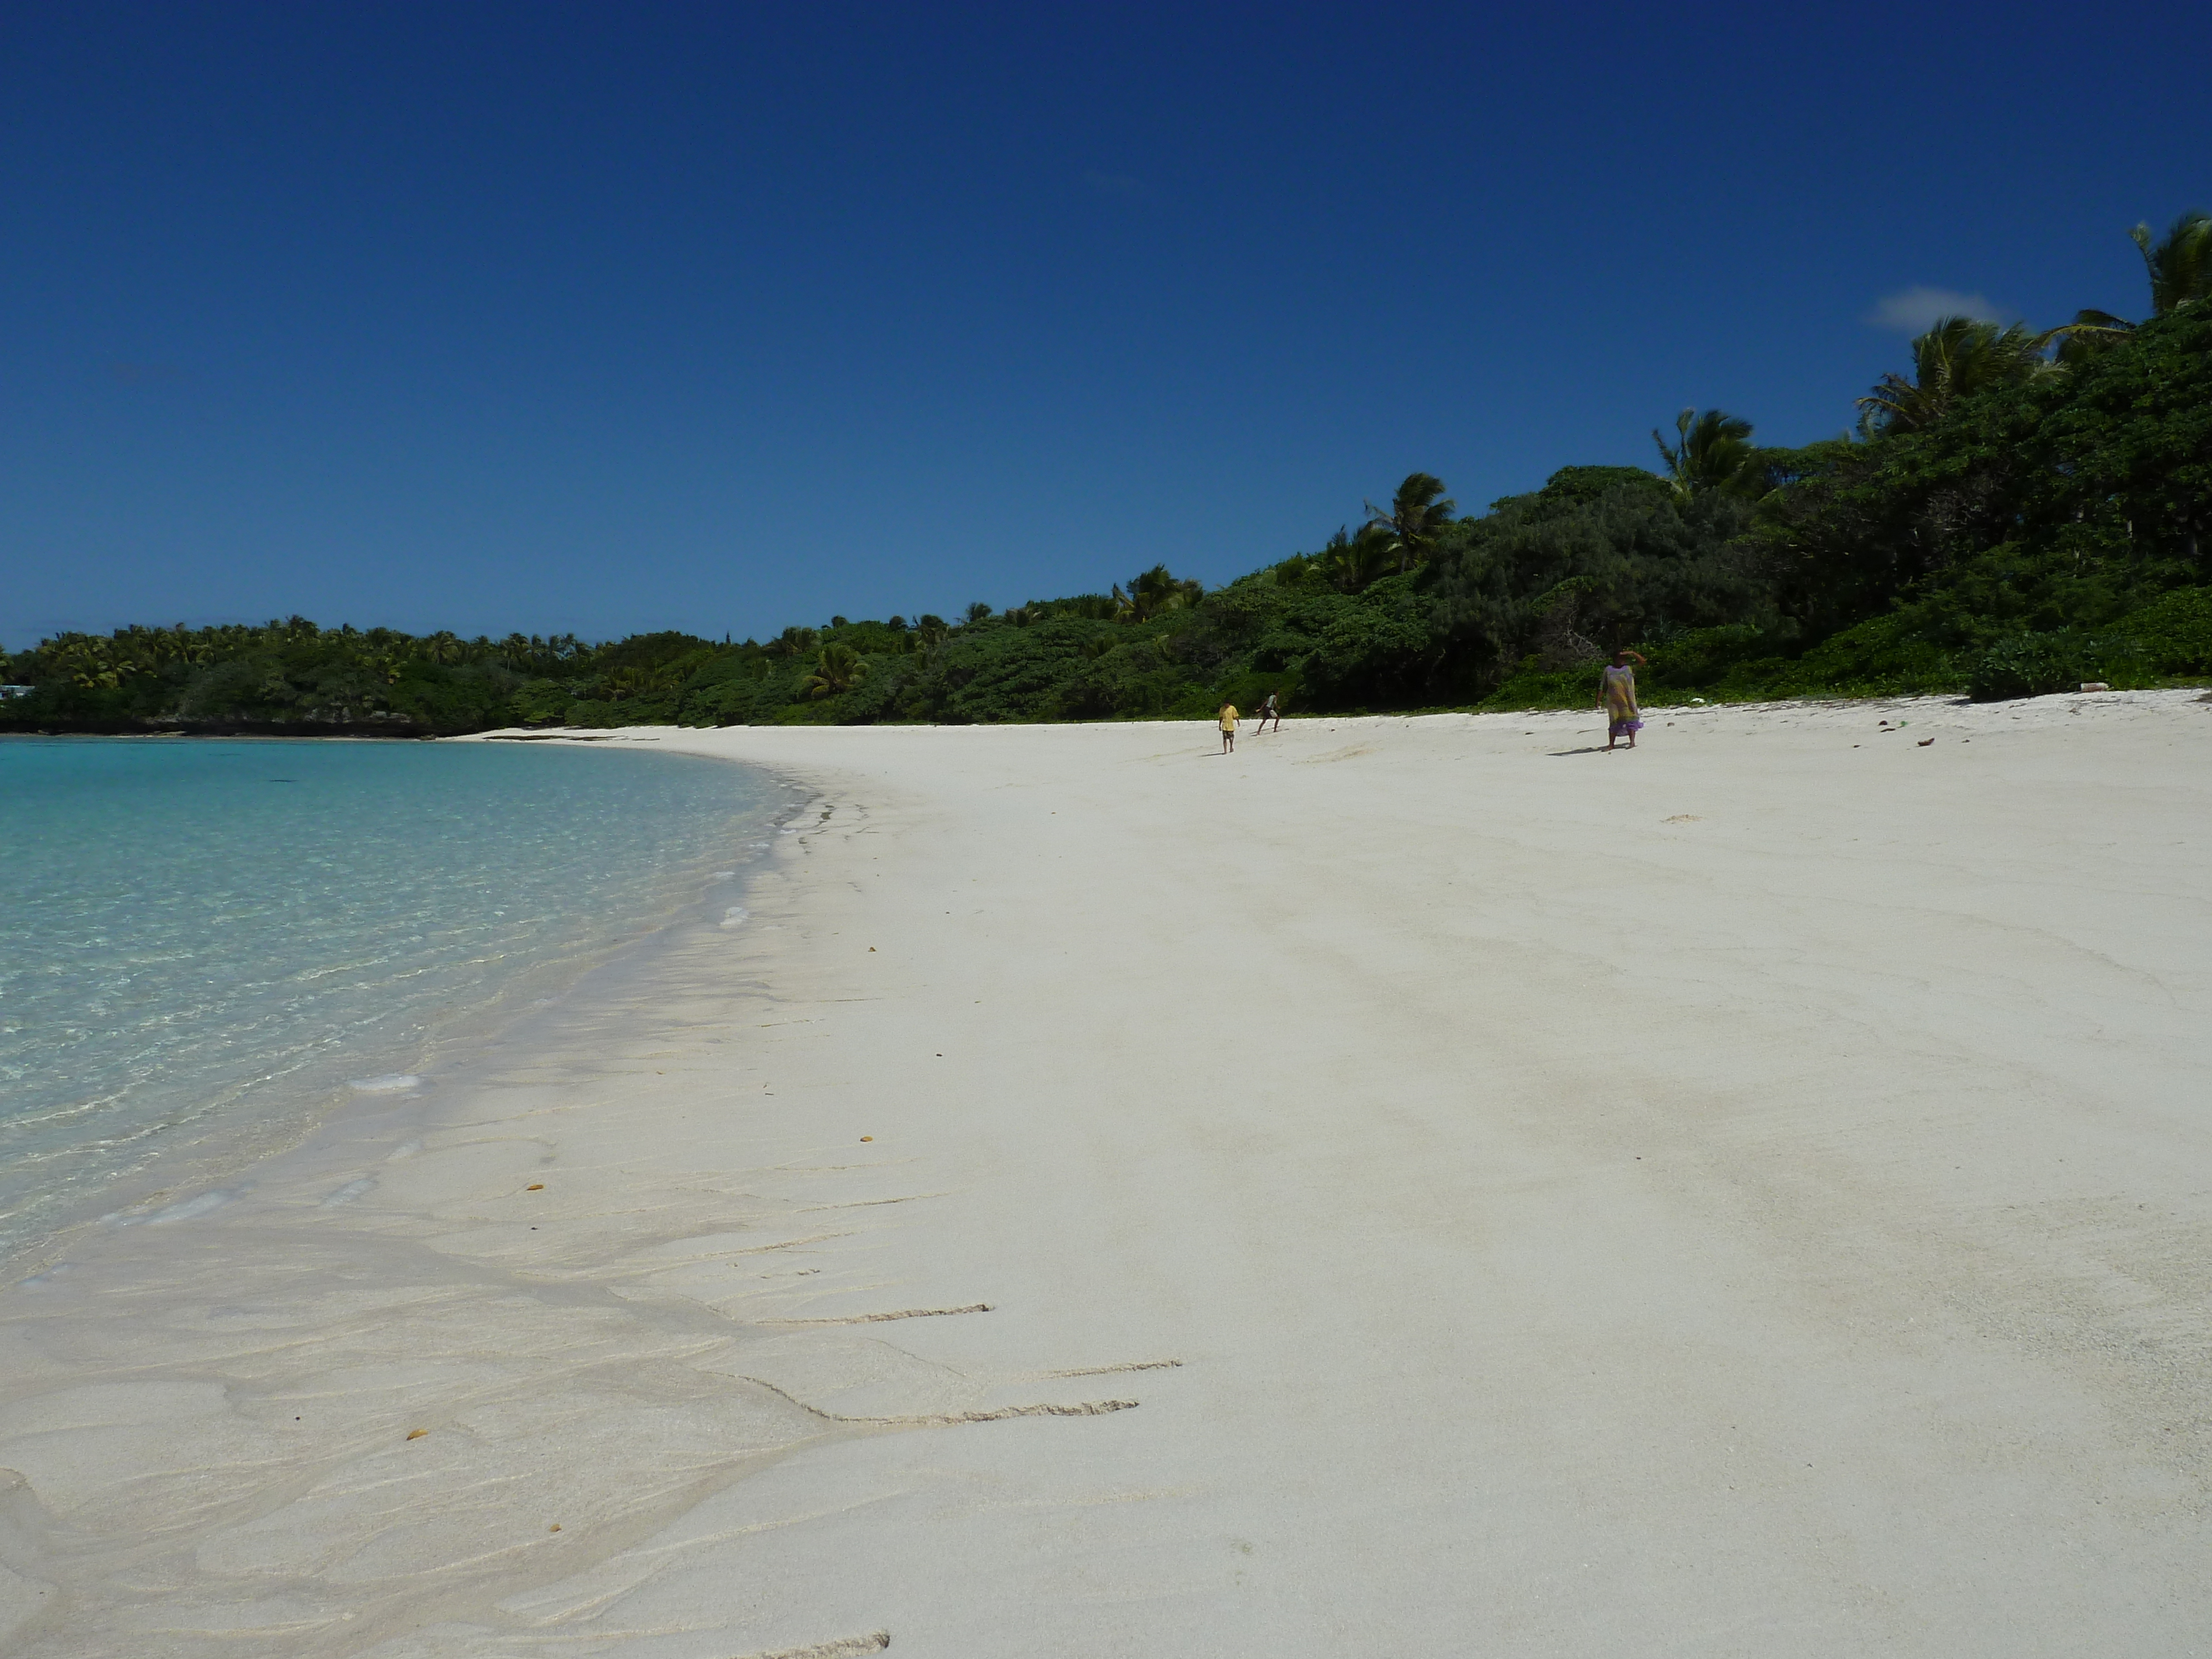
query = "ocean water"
xmin=0 ymin=737 xmax=778 ymax=1257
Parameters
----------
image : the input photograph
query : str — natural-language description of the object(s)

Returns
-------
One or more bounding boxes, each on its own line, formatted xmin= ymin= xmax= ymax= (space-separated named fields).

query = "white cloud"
xmin=1867 ymin=285 xmax=2002 ymax=333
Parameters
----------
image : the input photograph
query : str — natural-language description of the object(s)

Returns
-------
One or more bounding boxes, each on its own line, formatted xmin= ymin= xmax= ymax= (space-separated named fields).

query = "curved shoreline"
xmin=0 ymin=744 xmax=790 ymax=1275
xmin=3 ymin=692 xmax=2210 ymax=1655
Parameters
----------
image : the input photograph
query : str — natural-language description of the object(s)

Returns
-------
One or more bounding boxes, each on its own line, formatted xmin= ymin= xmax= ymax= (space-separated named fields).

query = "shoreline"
xmin=0 ymin=743 xmax=793 ymax=1276
xmin=13 ymin=676 xmax=2209 ymax=745
xmin=4 ymin=691 xmax=2211 ymax=1654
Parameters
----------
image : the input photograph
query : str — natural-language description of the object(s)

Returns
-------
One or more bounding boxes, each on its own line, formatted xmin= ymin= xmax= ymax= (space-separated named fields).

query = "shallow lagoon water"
xmin=0 ymin=737 xmax=775 ymax=1256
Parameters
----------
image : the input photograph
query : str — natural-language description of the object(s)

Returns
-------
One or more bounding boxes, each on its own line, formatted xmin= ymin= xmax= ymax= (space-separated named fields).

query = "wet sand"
xmin=4 ymin=690 xmax=2211 ymax=1656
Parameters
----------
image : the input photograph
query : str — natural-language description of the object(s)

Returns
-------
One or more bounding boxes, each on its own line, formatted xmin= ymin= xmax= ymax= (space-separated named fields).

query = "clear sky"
xmin=5 ymin=1 xmax=2208 ymax=649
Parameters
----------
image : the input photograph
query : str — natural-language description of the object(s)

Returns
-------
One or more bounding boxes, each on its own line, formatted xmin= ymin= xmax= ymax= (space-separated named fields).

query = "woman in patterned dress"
xmin=1598 ymin=649 xmax=1647 ymax=750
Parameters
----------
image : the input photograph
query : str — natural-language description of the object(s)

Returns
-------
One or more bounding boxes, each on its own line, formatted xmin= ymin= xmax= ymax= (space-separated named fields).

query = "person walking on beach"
xmin=1599 ymin=649 xmax=1647 ymax=750
xmin=1254 ymin=691 xmax=1281 ymax=733
xmin=1218 ymin=701 xmax=1239 ymax=754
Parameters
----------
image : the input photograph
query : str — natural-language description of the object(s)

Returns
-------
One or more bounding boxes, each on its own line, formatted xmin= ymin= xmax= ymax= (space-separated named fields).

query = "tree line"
xmin=7 ymin=210 xmax=2209 ymax=735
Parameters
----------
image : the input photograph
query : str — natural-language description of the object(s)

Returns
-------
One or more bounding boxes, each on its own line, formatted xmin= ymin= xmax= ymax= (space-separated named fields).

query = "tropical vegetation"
xmin=7 ymin=209 xmax=2210 ymax=734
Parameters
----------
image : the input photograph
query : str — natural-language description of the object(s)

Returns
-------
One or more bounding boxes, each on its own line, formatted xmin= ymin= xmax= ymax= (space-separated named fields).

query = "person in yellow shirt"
xmin=1218 ymin=701 xmax=1239 ymax=754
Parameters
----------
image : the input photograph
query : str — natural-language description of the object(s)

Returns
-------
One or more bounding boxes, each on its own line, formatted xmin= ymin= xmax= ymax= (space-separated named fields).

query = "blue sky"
xmin=4 ymin=1 xmax=2208 ymax=648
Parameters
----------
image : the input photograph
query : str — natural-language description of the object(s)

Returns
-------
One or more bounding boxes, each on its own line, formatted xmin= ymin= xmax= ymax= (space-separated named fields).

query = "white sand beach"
xmin=4 ymin=690 xmax=2211 ymax=1657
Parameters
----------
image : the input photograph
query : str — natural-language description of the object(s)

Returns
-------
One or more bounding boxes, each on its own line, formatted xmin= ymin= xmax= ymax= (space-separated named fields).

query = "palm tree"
xmin=2058 ymin=210 xmax=2212 ymax=362
xmin=800 ymin=642 xmax=869 ymax=699
xmin=1855 ymin=317 xmax=2059 ymax=437
xmin=1317 ymin=524 xmax=1398 ymax=592
xmin=1361 ymin=473 xmax=1455 ymax=571
xmin=1113 ymin=564 xmax=1203 ymax=622
xmin=2137 ymin=209 xmax=2212 ymax=316
xmin=1652 ymin=408 xmax=1759 ymax=497
xmin=57 ymin=638 xmax=135 ymax=690
xmin=604 ymin=664 xmax=675 ymax=701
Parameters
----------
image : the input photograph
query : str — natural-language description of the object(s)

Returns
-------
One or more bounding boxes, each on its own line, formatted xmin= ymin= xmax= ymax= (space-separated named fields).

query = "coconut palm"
xmin=1317 ymin=524 xmax=1399 ymax=592
xmin=1113 ymin=564 xmax=1203 ymax=622
xmin=161 ymin=625 xmax=214 ymax=667
xmin=1652 ymin=408 xmax=1759 ymax=497
xmin=1855 ymin=317 xmax=2060 ymax=437
xmin=2058 ymin=210 xmax=2212 ymax=362
xmin=1361 ymin=472 xmax=1455 ymax=571
xmin=2137 ymin=209 xmax=2212 ymax=315
xmin=56 ymin=639 xmax=132 ymax=689
xmin=800 ymin=642 xmax=869 ymax=699
xmin=604 ymin=664 xmax=677 ymax=700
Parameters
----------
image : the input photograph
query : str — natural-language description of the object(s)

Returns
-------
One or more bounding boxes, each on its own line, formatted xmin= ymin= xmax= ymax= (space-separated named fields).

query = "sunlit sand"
xmin=5 ymin=691 xmax=2210 ymax=1656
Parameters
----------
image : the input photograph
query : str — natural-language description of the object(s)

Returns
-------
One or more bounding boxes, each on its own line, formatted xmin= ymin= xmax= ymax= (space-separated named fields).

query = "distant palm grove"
xmin=9 ymin=212 xmax=2211 ymax=735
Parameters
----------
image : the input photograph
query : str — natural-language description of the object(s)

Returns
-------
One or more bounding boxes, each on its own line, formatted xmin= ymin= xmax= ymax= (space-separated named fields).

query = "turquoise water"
xmin=0 ymin=738 xmax=777 ymax=1256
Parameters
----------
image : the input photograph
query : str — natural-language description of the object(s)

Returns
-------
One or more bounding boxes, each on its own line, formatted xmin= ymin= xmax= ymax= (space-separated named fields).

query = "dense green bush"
xmin=9 ymin=269 xmax=2209 ymax=734
xmin=1968 ymin=633 xmax=2100 ymax=701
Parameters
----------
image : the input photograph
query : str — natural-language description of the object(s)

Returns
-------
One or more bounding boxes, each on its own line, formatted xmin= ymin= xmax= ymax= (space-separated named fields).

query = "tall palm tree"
xmin=800 ymin=642 xmax=869 ymax=699
xmin=1855 ymin=317 xmax=2060 ymax=437
xmin=2138 ymin=209 xmax=2212 ymax=315
xmin=1652 ymin=408 xmax=1759 ymax=497
xmin=2059 ymin=210 xmax=2212 ymax=361
xmin=1362 ymin=472 xmax=1455 ymax=571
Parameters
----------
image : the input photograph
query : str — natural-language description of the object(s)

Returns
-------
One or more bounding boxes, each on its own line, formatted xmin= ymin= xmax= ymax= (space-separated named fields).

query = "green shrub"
xmin=1968 ymin=633 xmax=2089 ymax=701
xmin=1964 ymin=632 xmax=2153 ymax=701
xmin=2108 ymin=587 xmax=2212 ymax=675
